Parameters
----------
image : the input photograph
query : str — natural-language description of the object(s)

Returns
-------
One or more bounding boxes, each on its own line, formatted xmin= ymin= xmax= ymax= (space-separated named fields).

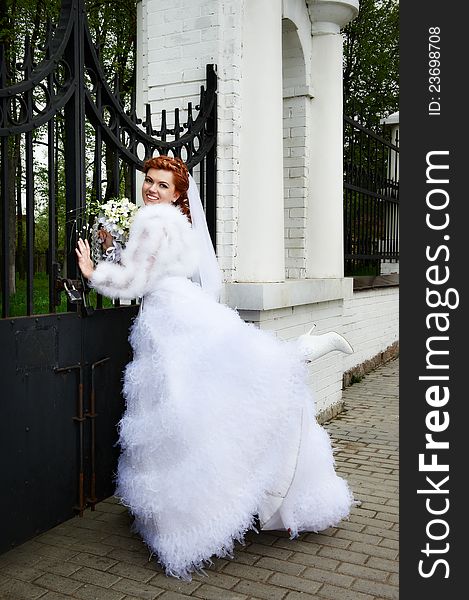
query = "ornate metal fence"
xmin=343 ymin=113 xmax=399 ymax=276
xmin=0 ymin=0 xmax=217 ymax=551
xmin=0 ymin=0 xmax=217 ymax=318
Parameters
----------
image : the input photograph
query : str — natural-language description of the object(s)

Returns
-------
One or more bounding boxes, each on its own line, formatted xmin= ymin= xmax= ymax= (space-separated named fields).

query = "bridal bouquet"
xmin=68 ymin=195 xmax=139 ymax=266
xmin=91 ymin=196 xmax=139 ymax=263
xmin=96 ymin=196 xmax=139 ymax=244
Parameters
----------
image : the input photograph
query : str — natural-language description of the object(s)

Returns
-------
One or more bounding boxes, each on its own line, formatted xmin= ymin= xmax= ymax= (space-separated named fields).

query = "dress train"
xmin=115 ymin=277 xmax=354 ymax=578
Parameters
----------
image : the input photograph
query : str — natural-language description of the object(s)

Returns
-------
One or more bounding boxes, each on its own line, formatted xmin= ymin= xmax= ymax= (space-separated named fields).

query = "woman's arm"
xmin=76 ymin=238 xmax=156 ymax=300
xmin=76 ymin=211 xmax=163 ymax=299
xmin=76 ymin=203 xmax=195 ymax=300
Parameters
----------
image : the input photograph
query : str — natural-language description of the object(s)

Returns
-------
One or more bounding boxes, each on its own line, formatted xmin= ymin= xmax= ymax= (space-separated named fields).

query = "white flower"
xmin=94 ymin=195 xmax=138 ymax=245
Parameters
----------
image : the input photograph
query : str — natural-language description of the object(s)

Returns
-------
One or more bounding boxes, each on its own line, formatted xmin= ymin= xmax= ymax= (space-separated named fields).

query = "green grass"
xmin=5 ymin=272 xmax=113 ymax=317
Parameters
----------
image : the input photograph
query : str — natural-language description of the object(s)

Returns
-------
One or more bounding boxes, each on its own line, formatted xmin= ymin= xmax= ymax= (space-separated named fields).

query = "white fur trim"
xmin=90 ymin=203 xmax=199 ymax=299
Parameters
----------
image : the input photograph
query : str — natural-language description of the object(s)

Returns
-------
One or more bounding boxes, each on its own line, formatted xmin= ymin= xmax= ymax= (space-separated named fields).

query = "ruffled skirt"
xmin=115 ymin=276 xmax=353 ymax=579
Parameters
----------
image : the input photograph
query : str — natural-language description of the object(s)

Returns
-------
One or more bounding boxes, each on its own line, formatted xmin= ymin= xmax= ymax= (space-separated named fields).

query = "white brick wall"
xmin=282 ymin=18 xmax=311 ymax=280
xmin=138 ymin=0 xmax=243 ymax=280
xmin=215 ymin=1 xmax=243 ymax=278
xmin=343 ymin=287 xmax=399 ymax=372
xmin=381 ymin=260 xmax=399 ymax=275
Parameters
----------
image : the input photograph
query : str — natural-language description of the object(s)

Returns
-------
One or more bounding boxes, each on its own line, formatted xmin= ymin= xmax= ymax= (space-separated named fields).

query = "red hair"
xmin=143 ymin=155 xmax=191 ymax=221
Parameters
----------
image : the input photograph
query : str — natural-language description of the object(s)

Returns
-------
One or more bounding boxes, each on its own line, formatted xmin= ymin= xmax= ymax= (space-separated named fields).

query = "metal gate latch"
xmin=63 ymin=279 xmax=82 ymax=304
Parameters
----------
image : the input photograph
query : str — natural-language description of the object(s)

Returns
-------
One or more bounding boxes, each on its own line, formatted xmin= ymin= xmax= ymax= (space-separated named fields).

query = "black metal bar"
xmin=47 ymin=36 xmax=57 ymax=313
xmin=24 ymin=38 xmax=34 ymax=315
xmin=95 ymin=135 xmax=102 ymax=203
xmin=86 ymin=356 xmax=110 ymax=510
xmin=200 ymin=159 xmax=205 ymax=206
xmin=54 ymin=361 xmax=87 ymax=516
xmin=145 ymin=103 xmax=154 ymax=137
xmin=205 ymin=64 xmax=217 ymax=248
xmin=113 ymin=149 xmax=120 ymax=197
xmin=186 ymin=101 xmax=194 ymax=129
xmin=25 ymin=130 xmax=34 ymax=315
xmin=0 ymin=42 xmax=9 ymax=317
xmin=111 ymin=77 xmax=120 ymax=197
xmin=129 ymin=93 xmax=137 ymax=203
xmin=16 ymin=143 xmax=24 ymax=283
xmin=94 ymin=74 xmax=103 ymax=310
xmin=48 ymin=121 xmax=57 ymax=312
xmin=63 ymin=0 xmax=86 ymax=290
xmin=0 ymin=134 xmax=9 ymax=318
xmin=174 ymin=108 xmax=181 ymax=145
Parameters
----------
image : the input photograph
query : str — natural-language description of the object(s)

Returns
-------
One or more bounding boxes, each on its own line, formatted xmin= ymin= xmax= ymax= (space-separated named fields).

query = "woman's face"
xmin=142 ymin=168 xmax=180 ymax=205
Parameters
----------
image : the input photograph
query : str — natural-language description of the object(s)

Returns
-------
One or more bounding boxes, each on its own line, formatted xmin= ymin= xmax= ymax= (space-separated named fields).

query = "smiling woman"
xmin=74 ymin=154 xmax=354 ymax=580
xmin=142 ymin=170 xmax=179 ymax=205
xmin=142 ymin=156 xmax=192 ymax=221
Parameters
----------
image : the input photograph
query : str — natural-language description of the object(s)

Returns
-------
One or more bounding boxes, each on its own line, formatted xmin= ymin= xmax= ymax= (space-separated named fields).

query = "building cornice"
xmin=223 ymin=278 xmax=354 ymax=311
xmin=307 ymin=0 xmax=359 ymax=35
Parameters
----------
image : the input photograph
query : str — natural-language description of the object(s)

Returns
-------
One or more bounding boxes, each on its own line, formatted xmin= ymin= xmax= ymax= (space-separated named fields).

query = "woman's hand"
xmin=75 ymin=238 xmax=95 ymax=279
xmin=98 ymin=228 xmax=114 ymax=251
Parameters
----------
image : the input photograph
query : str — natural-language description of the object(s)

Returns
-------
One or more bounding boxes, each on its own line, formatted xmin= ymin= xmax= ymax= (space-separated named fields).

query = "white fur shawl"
xmin=90 ymin=203 xmax=199 ymax=299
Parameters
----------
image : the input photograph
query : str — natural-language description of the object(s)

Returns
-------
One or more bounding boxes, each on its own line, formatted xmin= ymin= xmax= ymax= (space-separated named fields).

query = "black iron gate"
xmin=0 ymin=0 xmax=216 ymax=552
xmin=343 ymin=112 xmax=399 ymax=276
xmin=0 ymin=310 xmax=135 ymax=551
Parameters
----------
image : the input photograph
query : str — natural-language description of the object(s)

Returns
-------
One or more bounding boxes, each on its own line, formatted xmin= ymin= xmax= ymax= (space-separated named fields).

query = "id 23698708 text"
xmin=428 ymin=27 xmax=441 ymax=116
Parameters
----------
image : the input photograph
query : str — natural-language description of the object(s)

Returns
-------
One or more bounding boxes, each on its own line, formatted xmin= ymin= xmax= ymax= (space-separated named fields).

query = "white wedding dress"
xmin=90 ymin=202 xmax=353 ymax=579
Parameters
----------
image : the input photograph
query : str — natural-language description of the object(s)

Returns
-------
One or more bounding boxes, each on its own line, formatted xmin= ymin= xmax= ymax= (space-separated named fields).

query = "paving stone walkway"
xmin=0 ymin=359 xmax=399 ymax=600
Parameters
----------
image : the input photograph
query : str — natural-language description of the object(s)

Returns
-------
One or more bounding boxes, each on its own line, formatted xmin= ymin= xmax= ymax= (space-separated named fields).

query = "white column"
xmin=306 ymin=0 xmax=358 ymax=278
xmin=236 ymin=0 xmax=285 ymax=282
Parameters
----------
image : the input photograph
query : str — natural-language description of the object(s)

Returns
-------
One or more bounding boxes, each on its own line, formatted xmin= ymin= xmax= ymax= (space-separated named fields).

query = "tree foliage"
xmin=1 ymin=0 xmax=137 ymax=278
xmin=343 ymin=0 xmax=399 ymax=123
xmin=1 ymin=0 xmax=136 ymax=70
xmin=86 ymin=0 xmax=137 ymax=102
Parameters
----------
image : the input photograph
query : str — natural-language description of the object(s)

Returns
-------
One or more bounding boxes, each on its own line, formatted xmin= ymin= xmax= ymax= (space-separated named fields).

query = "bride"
xmin=76 ymin=155 xmax=354 ymax=579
